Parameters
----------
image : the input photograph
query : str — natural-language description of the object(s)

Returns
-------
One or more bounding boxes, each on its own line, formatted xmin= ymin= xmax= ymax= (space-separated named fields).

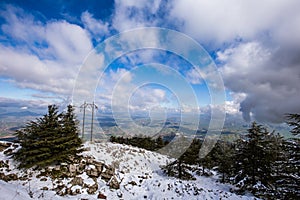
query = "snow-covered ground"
xmin=0 ymin=141 xmax=258 ymax=200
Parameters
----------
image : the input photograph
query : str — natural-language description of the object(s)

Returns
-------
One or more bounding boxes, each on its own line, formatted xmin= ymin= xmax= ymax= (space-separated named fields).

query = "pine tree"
xmin=14 ymin=105 xmax=82 ymax=169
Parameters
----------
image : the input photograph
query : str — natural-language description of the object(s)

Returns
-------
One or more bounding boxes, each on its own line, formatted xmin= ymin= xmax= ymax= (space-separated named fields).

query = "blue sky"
xmin=0 ymin=0 xmax=300 ymax=123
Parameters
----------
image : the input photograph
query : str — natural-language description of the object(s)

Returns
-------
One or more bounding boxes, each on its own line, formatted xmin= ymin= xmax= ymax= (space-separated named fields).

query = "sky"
xmin=0 ymin=0 xmax=300 ymax=124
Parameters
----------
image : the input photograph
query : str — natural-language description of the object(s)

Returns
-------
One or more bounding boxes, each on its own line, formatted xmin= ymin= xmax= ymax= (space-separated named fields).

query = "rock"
xmin=117 ymin=192 xmax=123 ymax=198
xmin=41 ymin=187 xmax=48 ymax=190
xmin=3 ymin=148 xmax=13 ymax=155
xmin=97 ymin=192 xmax=107 ymax=199
xmin=87 ymin=167 xmax=100 ymax=178
xmin=94 ymin=162 xmax=104 ymax=172
xmin=70 ymin=176 xmax=84 ymax=186
xmin=54 ymin=165 xmax=60 ymax=171
xmin=87 ymin=182 xmax=98 ymax=194
xmin=69 ymin=164 xmax=77 ymax=176
xmin=0 ymin=160 xmax=8 ymax=168
xmin=66 ymin=187 xmax=72 ymax=195
xmin=40 ymin=177 xmax=47 ymax=181
xmin=108 ymin=175 xmax=120 ymax=189
xmin=74 ymin=188 xmax=81 ymax=195
xmin=0 ymin=142 xmax=11 ymax=151
xmin=128 ymin=181 xmax=137 ymax=186
xmin=77 ymin=163 xmax=85 ymax=173
xmin=19 ymin=175 xmax=28 ymax=181
xmin=101 ymin=167 xmax=114 ymax=181
xmin=0 ymin=173 xmax=18 ymax=182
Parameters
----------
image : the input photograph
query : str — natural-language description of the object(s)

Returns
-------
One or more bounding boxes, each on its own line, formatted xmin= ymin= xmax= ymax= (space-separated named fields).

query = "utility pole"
xmin=80 ymin=101 xmax=87 ymax=139
xmin=80 ymin=101 xmax=98 ymax=141
xmin=90 ymin=101 xmax=98 ymax=142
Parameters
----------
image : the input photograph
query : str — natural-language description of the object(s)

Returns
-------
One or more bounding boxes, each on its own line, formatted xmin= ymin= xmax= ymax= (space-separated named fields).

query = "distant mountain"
xmin=0 ymin=111 xmax=41 ymax=118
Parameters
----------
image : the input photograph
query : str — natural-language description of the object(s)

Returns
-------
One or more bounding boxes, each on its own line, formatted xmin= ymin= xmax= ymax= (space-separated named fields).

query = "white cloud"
xmin=0 ymin=5 xmax=93 ymax=97
xmin=169 ymin=0 xmax=300 ymax=45
xmin=81 ymin=11 xmax=110 ymax=40
xmin=112 ymin=0 xmax=161 ymax=32
xmin=185 ymin=67 xmax=203 ymax=84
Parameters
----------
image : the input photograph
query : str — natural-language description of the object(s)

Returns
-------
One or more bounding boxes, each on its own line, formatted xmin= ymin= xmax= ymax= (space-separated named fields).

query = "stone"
xmin=41 ymin=187 xmax=49 ymax=190
xmin=94 ymin=162 xmax=104 ymax=172
xmin=69 ymin=164 xmax=77 ymax=176
xmin=128 ymin=181 xmax=137 ymax=186
xmin=97 ymin=192 xmax=107 ymax=199
xmin=70 ymin=176 xmax=84 ymax=186
xmin=3 ymin=148 xmax=13 ymax=155
xmin=0 ymin=142 xmax=11 ymax=152
xmin=0 ymin=160 xmax=8 ymax=168
xmin=40 ymin=177 xmax=47 ymax=181
xmin=0 ymin=173 xmax=18 ymax=182
xmin=87 ymin=182 xmax=98 ymax=194
xmin=101 ymin=167 xmax=114 ymax=181
xmin=108 ymin=175 xmax=120 ymax=189
xmin=87 ymin=168 xmax=99 ymax=178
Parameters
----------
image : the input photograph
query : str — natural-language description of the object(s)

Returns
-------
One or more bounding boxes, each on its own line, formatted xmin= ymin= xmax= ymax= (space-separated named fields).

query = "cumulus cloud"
xmin=164 ymin=0 xmax=300 ymax=123
xmin=0 ymin=5 xmax=93 ymax=96
xmin=1 ymin=1 xmax=300 ymax=124
xmin=169 ymin=0 xmax=300 ymax=45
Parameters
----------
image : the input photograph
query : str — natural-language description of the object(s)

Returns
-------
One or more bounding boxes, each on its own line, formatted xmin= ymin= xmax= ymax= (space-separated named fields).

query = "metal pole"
xmin=91 ymin=101 xmax=94 ymax=142
xmin=82 ymin=101 xmax=86 ymax=139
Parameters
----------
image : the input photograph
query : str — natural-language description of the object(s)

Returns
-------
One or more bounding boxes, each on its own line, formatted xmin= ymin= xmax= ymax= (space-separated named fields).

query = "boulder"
xmin=108 ymin=175 xmax=120 ymax=189
xmin=87 ymin=182 xmax=98 ymax=194
xmin=87 ymin=166 xmax=100 ymax=178
xmin=69 ymin=164 xmax=77 ymax=176
xmin=70 ymin=176 xmax=84 ymax=186
xmin=101 ymin=167 xmax=114 ymax=181
xmin=97 ymin=192 xmax=107 ymax=199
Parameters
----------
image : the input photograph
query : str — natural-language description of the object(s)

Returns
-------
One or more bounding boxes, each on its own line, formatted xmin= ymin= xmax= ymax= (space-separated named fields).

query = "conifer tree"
xmin=213 ymin=141 xmax=235 ymax=182
xmin=14 ymin=104 xmax=82 ymax=169
xmin=279 ymin=113 xmax=300 ymax=198
xmin=286 ymin=113 xmax=300 ymax=136
xmin=233 ymin=122 xmax=278 ymax=196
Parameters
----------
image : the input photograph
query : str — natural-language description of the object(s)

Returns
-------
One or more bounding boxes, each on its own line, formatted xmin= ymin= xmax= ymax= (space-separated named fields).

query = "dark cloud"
xmin=219 ymin=42 xmax=300 ymax=123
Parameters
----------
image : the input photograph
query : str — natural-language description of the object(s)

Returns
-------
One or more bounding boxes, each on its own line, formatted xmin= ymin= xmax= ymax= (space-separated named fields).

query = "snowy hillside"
xmin=0 ymin=141 xmax=258 ymax=200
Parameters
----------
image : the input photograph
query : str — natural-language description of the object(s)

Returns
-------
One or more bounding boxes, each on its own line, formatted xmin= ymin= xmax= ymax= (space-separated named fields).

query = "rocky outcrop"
xmin=0 ymin=150 xmax=121 ymax=197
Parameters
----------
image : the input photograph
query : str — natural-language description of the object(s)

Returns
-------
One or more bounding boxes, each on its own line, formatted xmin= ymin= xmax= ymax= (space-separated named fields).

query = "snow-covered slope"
xmin=0 ymin=141 xmax=257 ymax=200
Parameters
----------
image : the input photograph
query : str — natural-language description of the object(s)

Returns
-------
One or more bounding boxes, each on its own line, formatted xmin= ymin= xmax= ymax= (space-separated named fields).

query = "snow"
xmin=0 ymin=141 xmax=259 ymax=199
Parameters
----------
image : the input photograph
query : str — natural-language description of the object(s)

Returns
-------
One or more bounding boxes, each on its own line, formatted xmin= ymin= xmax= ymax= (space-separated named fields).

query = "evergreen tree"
xmin=213 ymin=141 xmax=235 ymax=182
xmin=279 ymin=113 xmax=300 ymax=198
xmin=14 ymin=105 xmax=82 ymax=169
xmin=233 ymin=122 xmax=278 ymax=196
xmin=162 ymin=138 xmax=201 ymax=180
xmin=286 ymin=113 xmax=300 ymax=136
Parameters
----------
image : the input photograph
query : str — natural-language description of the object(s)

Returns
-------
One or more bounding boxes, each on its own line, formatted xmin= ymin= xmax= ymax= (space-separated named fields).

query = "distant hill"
xmin=0 ymin=111 xmax=41 ymax=118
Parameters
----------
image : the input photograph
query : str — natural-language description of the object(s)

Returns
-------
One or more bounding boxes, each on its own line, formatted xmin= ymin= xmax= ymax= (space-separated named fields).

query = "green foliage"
xmin=286 ymin=113 xmax=300 ymax=136
xmin=110 ymin=135 xmax=168 ymax=151
xmin=14 ymin=105 xmax=82 ymax=169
